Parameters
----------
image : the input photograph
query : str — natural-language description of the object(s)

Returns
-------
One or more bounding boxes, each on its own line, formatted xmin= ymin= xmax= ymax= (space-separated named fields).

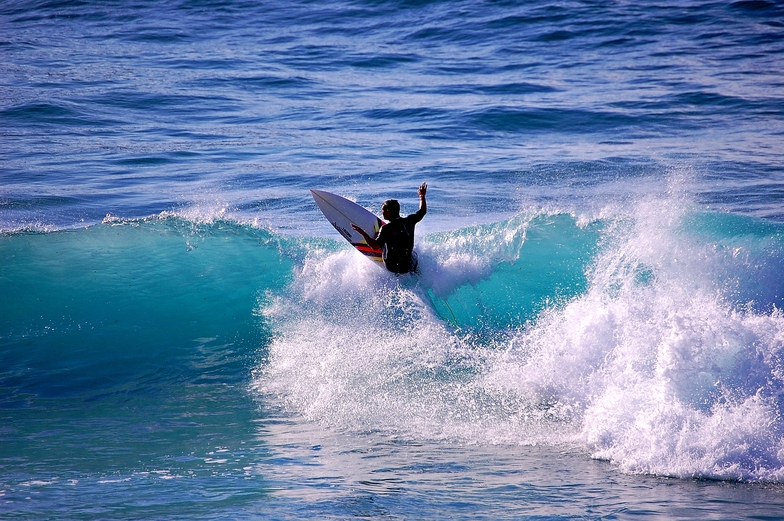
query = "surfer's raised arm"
xmin=416 ymin=182 xmax=427 ymax=219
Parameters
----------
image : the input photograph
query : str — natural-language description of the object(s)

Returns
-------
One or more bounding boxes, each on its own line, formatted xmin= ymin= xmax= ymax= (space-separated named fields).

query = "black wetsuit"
xmin=375 ymin=209 xmax=425 ymax=274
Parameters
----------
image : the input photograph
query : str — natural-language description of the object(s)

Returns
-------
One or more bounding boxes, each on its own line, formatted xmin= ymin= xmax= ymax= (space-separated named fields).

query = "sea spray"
xmin=256 ymin=248 xmax=472 ymax=436
xmin=254 ymin=213 xmax=599 ymax=444
xmin=485 ymin=198 xmax=784 ymax=481
xmin=256 ymin=200 xmax=784 ymax=481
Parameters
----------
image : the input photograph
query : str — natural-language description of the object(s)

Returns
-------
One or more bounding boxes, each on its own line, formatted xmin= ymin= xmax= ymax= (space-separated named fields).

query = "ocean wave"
xmin=255 ymin=201 xmax=784 ymax=482
xmin=3 ymin=200 xmax=784 ymax=481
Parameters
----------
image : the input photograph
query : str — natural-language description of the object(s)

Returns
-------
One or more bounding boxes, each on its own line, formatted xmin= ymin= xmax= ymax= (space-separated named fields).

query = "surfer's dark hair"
xmin=382 ymin=199 xmax=400 ymax=216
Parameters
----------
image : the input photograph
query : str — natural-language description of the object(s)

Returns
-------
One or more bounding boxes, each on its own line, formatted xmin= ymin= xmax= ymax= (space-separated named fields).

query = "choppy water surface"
xmin=2 ymin=0 xmax=784 ymax=519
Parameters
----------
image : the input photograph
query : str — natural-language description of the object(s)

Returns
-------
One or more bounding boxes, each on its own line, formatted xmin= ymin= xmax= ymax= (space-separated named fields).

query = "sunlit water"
xmin=2 ymin=0 xmax=784 ymax=519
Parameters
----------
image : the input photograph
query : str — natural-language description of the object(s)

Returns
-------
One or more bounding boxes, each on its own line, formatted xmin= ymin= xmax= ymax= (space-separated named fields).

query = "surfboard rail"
xmin=311 ymin=189 xmax=384 ymax=263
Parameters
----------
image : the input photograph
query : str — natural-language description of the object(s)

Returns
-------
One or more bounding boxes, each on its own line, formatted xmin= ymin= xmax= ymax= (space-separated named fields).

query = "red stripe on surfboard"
xmin=352 ymin=243 xmax=382 ymax=257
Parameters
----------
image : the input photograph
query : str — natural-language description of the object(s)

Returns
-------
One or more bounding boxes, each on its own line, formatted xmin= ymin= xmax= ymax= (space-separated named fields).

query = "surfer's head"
xmin=382 ymin=199 xmax=400 ymax=220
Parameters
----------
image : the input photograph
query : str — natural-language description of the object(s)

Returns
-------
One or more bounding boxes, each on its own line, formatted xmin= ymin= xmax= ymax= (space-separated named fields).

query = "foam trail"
xmin=254 ymin=241 xmax=578 ymax=444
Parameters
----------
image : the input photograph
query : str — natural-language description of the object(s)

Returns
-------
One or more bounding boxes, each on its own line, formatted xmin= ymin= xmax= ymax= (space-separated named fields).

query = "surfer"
xmin=352 ymin=182 xmax=427 ymax=274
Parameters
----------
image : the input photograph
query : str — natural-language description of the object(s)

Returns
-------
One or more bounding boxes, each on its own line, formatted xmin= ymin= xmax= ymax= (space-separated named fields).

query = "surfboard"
xmin=310 ymin=189 xmax=384 ymax=264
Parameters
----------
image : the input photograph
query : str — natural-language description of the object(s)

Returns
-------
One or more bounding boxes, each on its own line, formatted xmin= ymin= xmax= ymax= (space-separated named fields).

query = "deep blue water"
xmin=3 ymin=0 xmax=784 ymax=519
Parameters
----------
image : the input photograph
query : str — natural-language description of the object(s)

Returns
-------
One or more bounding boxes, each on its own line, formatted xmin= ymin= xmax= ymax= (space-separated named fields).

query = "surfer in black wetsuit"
xmin=352 ymin=182 xmax=427 ymax=274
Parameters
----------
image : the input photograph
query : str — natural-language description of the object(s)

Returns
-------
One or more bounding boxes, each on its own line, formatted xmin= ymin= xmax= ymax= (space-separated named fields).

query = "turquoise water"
xmin=3 ymin=0 xmax=784 ymax=518
xmin=3 ymin=211 xmax=784 ymax=518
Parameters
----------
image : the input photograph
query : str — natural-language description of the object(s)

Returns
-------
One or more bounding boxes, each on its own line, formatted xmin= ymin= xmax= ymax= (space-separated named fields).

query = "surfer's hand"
xmin=351 ymin=223 xmax=378 ymax=249
xmin=418 ymin=182 xmax=427 ymax=197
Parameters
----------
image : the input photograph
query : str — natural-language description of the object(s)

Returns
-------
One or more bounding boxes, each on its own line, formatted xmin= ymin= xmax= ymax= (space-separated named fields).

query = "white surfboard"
xmin=311 ymin=189 xmax=384 ymax=264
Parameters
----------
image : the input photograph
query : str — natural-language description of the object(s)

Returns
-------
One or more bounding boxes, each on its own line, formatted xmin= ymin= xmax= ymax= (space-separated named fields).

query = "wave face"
xmin=1 ymin=218 xmax=293 ymax=483
xmin=3 ymin=198 xmax=784 ymax=489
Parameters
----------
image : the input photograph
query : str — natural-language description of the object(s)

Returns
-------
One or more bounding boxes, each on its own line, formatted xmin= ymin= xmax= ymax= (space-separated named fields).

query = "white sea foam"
xmin=255 ymin=195 xmax=784 ymax=481
xmin=485 ymin=196 xmax=784 ymax=481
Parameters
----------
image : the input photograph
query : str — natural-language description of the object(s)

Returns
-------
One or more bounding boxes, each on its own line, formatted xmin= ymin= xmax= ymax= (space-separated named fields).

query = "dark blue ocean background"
xmin=3 ymin=0 xmax=784 ymax=519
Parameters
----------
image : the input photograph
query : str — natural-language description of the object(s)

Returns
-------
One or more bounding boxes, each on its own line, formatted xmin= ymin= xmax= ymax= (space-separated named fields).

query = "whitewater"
xmin=257 ymin=182 xmax=784 ymax=480
xmin=3 ymin=0 xmax=784 ymax=519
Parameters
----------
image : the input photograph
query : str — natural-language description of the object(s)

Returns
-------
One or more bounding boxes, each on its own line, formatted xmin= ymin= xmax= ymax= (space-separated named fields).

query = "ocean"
xmin=2 ymin=0 xmax=784 ymax=518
